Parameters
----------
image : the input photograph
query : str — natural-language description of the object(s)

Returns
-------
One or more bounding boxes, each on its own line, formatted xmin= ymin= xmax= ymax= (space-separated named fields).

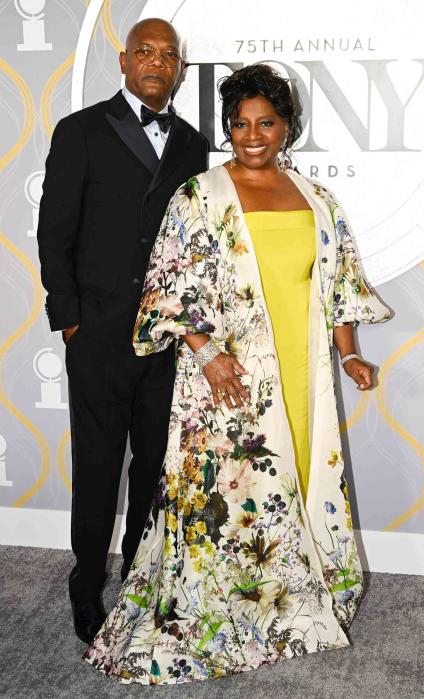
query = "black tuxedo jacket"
xmin=37 ymin=91 xmax=208 ymax=344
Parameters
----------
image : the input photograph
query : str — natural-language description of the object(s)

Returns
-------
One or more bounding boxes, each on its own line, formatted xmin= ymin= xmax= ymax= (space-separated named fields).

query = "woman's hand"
xmin=343 ymin=358 xmax=374 ymax=390
xmin=203 ymin=353 xmax=249 ymax=409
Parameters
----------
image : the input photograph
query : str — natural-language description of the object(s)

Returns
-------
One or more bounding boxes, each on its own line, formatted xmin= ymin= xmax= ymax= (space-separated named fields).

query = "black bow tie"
xmin=140 ymin=104 xmax=175 ymax=133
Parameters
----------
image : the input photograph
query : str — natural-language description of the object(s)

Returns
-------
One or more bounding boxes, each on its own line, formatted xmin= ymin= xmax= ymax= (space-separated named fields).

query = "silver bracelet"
xmin=340 ymin=353 xmax=359 ymax=366
xmin=193 ymin=339 xmax=220 ymax=369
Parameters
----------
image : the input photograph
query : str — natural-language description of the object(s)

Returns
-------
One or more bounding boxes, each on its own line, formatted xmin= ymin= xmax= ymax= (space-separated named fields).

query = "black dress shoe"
xmin=71 ymin=596 xmax=107 ymax=644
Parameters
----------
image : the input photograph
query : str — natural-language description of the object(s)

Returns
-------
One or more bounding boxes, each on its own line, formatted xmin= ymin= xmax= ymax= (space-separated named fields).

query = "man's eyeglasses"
xmin=129 ymin=45 xmax=181 ymax=67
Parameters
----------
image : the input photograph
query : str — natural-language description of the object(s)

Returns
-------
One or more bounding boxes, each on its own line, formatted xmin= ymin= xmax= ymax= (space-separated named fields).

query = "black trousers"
xmin=65 ymin=329 xmax=175 ymax=601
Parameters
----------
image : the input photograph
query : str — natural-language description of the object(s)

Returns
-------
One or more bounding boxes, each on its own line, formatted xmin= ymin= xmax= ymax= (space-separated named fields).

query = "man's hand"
xmin=203 ymin=353 xmax=249 ymax=409
xmin=343 ymin=358 xmax=374 ymax=390
xmin=62 ymin=325 xmax=79 ymax=344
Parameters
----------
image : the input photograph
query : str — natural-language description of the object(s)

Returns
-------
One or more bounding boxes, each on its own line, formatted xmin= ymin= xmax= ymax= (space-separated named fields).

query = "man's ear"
xmin=119 ymin=51 xmax=126 ymax=75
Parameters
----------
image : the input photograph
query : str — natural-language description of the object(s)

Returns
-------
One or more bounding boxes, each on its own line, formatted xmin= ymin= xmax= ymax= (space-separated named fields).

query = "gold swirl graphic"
xmin=340 ymin=390 xmax=371 ymax=434
xmin=40 ymin=52 xmax=75 ymax=137
xmin=0 ymin=234 xmax=51 ymax=508
xmin=0 ymin=59 xmax=35 ymax=170
xmin=376 ymin=328 xmax=424 ymax=531
xmin=384 ymin=488 xmax=424 ymax=532
xmin=102 ymin=0 xmax=123 ymax=52
xmin=56 ymin=428 xmax=72 ymax=492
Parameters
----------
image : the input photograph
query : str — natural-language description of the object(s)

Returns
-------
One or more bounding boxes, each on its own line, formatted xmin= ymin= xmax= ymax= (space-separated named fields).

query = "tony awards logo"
xmin=15 ymin=0 xmax=52 ymax=52
xmin=0 ymin=435 xmax=13 ymax=488
xmin=33 ymin=348 xmax=68 ymax=410
xmin=24 ymin=171 xmax=44 ymax=238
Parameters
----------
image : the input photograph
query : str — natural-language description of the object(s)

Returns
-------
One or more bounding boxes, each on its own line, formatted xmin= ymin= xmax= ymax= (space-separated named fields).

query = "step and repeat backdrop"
xmin=0 ymin=0 xmax=423 ymax=571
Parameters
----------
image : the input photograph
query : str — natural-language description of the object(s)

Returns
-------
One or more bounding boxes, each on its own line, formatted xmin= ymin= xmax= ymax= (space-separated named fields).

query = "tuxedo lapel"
xmin=148 ymin=116 xmax=192 ymax=194
xmin=105 ymin=91 xmax=159 ymax=174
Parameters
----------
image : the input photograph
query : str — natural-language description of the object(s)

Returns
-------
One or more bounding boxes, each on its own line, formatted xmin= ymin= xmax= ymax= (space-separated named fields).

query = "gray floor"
xmin=0 ymin=546 xmax=423 ymax=699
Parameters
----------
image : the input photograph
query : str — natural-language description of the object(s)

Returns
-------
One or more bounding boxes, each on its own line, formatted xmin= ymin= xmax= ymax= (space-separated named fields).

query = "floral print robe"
xmin=85 ymin=165 xmax=391 ymax=685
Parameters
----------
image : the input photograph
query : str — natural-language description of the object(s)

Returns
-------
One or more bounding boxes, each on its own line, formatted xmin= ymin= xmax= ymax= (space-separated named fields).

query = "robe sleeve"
xmin=331 ymin=196 xmax=391 ymax=327
xmin=133 ymin=177 xmax=222 ymax=356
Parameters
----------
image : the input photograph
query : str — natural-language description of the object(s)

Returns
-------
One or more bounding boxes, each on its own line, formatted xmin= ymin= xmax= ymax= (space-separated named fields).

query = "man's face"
xmin=119 ymin=21 xmax=183 ymax=111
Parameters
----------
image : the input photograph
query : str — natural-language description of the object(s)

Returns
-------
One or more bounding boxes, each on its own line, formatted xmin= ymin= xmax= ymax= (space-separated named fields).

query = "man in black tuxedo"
xmin=37 ymin=18 xmax=208 ymax=644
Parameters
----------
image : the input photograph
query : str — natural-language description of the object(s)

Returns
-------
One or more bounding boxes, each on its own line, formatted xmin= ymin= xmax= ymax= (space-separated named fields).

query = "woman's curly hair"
xmin=218 ymin=64 xmax=302 ymax=150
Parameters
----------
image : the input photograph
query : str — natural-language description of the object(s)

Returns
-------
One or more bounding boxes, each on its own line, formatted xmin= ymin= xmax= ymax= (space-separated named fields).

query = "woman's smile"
xmin=242 ymin=144 xmax=268 ymax=156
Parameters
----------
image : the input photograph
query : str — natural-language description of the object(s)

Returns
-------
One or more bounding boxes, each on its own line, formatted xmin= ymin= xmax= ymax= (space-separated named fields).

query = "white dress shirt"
xmin=122 ymin=86 xmax=170 ymax=159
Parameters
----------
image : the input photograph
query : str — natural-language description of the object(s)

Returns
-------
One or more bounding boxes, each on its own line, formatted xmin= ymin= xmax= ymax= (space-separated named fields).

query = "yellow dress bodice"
xmin=245 ymin=210 xmax=316 ymax=499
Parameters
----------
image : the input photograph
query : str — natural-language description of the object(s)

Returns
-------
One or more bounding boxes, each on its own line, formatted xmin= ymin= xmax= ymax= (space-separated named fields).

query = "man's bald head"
xmin=125 ymin=18 xmax=182 ymax=54
xmin=119 ymin=17 xmax=184 ymax=112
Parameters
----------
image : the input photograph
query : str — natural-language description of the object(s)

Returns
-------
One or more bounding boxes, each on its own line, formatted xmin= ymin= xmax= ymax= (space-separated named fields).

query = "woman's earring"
xmin=279 ymin=136 xmax=291 ymax=172
xmin=231 ymin=147 xmax=236 ymax=169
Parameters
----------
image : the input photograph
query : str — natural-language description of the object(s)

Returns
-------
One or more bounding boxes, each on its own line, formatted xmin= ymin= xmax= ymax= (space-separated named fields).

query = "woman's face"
xmin=230 ymin=95 xmax=288 ymax=170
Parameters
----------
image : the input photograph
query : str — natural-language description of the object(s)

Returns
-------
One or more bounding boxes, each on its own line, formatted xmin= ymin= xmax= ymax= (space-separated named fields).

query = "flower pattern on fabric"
xmin=84 ymin=166 xmax=391 ymax=686
xmin=312 ymin=183 xmax=391 ymax=328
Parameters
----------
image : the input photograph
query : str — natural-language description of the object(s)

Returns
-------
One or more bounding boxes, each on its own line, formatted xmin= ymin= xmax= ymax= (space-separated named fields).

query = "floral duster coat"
xmin=85 ymin=165 xmax=390 ymax=685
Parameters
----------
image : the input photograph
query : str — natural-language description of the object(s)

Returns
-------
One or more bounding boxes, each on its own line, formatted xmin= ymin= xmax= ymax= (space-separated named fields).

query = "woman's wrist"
xmin=183 ymin=333 xmax=211 ymax=353
xmin=340 ymin=353 xmax=359 ymax=367
xmin=193 ymin=338 xmax=220 ymax=369
xmin=333 ymin=324 xmax=357 ymax=361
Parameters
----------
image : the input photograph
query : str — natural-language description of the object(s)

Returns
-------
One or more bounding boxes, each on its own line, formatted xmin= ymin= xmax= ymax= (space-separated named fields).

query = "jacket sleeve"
xmin=37 ymin=116 xmax=88 ymax=331
xmin=133 ymin=177 xmax=222 ymax=356
xmin=331 ymin=195 xmax=391 ymax=327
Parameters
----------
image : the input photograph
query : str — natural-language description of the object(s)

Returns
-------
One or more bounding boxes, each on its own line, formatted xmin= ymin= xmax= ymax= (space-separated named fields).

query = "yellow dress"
xmin=245 ymin=210 xmax=316 ymax=499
